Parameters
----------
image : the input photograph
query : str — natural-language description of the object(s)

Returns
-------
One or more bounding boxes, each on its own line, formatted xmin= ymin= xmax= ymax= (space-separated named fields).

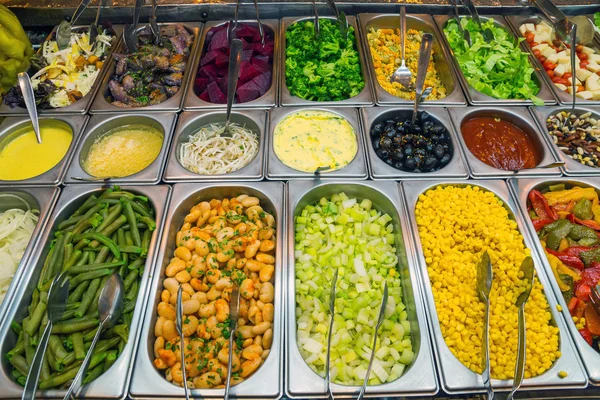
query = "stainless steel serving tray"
xmin=163 ymin=109 xmax=267 ymax=182
xmin=401 ymin=179 xmax=587 ymax=394
xmin=447 ymin=106 xmax=562 ymax=178
xmin=266 ymin=106 xmax=368 ymax=180
xmin=509 ymin=177 xmax=600 ymax=385
xmin=286 ymin=180 xmax=438 ymax=398
xmin=433 ymin=15 xmax=556 ymax=106
xmin=130 ymin=182 xmax=284 ymax=399
xmin=360 ymin=106 xmax=469 ymax=179
xmin=0 ymin=184 xmax=170 ymax=399
xmin=63 ymin=112 xmax=177 ymax=185
xmin=357 ymin=13 xmax=466 ymax=107
xmin=90 ymin=22 xmax=203 ymax=114
xmin=506 ymin=15 xmax=600 ymax=106
xmin=279 ymin=16 xmax=374 ymax=107
xmin=529 ymin=105 xmax=600 ymax=176
xmin=0 ymin=114 xmax=88 ymax=187
xmin=183 ymin=19 xmax=279 ymax=110
xmin=0 ymin=187 xmax=59 ymax=326
xmin=0 ymin=25 xmax=123 ymax=116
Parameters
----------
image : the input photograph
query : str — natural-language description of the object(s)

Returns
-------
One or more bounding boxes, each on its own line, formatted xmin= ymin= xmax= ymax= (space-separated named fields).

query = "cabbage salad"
xmin=295 ymin=192 xmax=413 ymax=385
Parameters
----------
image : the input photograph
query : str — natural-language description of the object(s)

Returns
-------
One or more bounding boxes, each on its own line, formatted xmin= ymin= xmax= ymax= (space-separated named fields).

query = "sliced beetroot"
xmin=200 ymin=50 xmax=219 ymax=66
xmin=242 ymin=50 xmax=254 ymax=62
xmin=239 ymin=61 xmax=260 ymax=83
xmin=214 ymin=53 xmax=230 ymax=69
xmin=252 ymin=59 xmax=270 ymax=75
xmin=253 ymin=71 xmax=272 ymax=93
xmin=207 ymin=81 xmax=227 ymax=103
xmin=236 ymin=24 xmax=257 ymax=38
xmin=194 ymin=77 xmax=210 ymax=92
xmin=199 ymin=89 xmax=210 ymax=102
xmin=208 ymin=28 xmax=228 ymax=51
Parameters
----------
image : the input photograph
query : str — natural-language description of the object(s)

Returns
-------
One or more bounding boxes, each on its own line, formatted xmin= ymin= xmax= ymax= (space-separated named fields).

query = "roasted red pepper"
xmin=533 ymin=219 xmax=554 ymax=231
xmin=529 ymin=190 xmax=559 ymax=221
xmin=565 ymin=246 xmax=596 ymax=258
xmin=575 ymin=217 xmax=600 ymax=231
xmin=576 ymin=282 xmax=592 ymax=302
xmin=568 ymin=297 xmax=580 ymax=313
xmin=579 ymin=328 xmax=594 ymax=346
xmin=546 ymin=248 xmax=586 ymax=270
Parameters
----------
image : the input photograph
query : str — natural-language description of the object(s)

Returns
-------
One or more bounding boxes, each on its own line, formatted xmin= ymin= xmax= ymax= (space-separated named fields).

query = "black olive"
xmin=423 ymin=121 xmax=433 ymax=132
xmin=440 ymin=153 xmax=451 ymax=166
xmin=403 ymin=157 xmax=416 ymax=171
xmin=385 ymin=119 xmax=395 ymax=126
xmin=394 ymin=161 xmax=405 ymax=170
xmin=373 ymin=139 xmax=380 ymax=150
xmin=426 ymin=143 xmax=434 ymax=152
xmin=430 ymin=124 xmax=445 ymax=135
xmin=381 ymin=137 xmax=392 ymax=149
xmin=393 ymin=136 xmax=403 ymax=145
xmin=396 ymin=123 xmax=406 ymax=135
xmin=403 ymin=144 xmax=414 ymax=157
xmin=420 ymin=111 xmax=432 ymax=122
xmin=431 ymin=134 xmax=440 ymax=143
xmin=434 ymin=144 xmax=445 ymax=160
xmin=404 ymin=134 xmax=414 ymax=144
xmin=376 ymin=148 xmax=389 ymax=160
xmin=411 ymin=124 xmax=422 ymax=135
xmin=391 ymin=150 xmax=405 ymax=162
xmin=423 ymin=156 xmax=438 ymax=171
xmin=385 ymin=157 xmax=394 ymax=165
xmin=414 ymin=148 xmax=427 ymax=158
xmin=372 ymin=123 xmax=384 ymax=135
xmin=416 ymin=137 xmax=427 ymax=149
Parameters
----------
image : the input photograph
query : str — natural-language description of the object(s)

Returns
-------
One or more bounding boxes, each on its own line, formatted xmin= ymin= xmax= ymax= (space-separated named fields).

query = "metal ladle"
xmin=22 ymin=275 xmax=70 ymax=400
xmin=224 ymin=284 xmax=241 ymax=400
xmin=17 ymin=72 xmax=42 ymax=144
xmin=57 ymin=0 xmax=93 ymax=50
xmin=324 ymin=268 xmax=338 ymax=400
xmin=410 ymin=33 xmax=433 ymax=127
xmin=357 ymin=282 xmax=388 ymax=400
xmin=176 ymin=287 xmax=190 ymax=400
xmin=390 ymin=7 xmax=413 ymax=89
xmin=123 ymin=0 xmax=143 ymax=53
xmin=63 ymin=273 xmax=124 ymax=400
xmin=477 ymin=251 xmax=494 ymax=400
xmin=507 ymin=256 xmax=535 ymax=400
xmin=223 ymin=38 xmax=243 ymax=137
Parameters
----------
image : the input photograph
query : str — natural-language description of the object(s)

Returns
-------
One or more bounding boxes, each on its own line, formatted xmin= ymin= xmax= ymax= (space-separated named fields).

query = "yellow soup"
xmin=83 ymin=124 xmax=163 ymax=178
xmin=273 ymin=110 xmax=357 ymax=172
xmin=0 ymin=121 xmax=73 ymax=181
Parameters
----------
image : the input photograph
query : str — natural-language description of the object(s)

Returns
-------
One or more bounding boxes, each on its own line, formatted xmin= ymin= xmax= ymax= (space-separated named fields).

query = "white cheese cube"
xmin=533 ymin=43 xmax=549 ymax=52
xmin=586 ymin=74 xmax=600 ymax=91
xmin=525 ymin=23 xmax=536 ymax=32
xmin=591 ymin=89 xmax=600 ymax=100
xmin=554 ymin=64 xmax=566 ymax=77
xmin=576 ymin=68 xmax=593 ymax=82
xmin=587 ymin=62 xmax=600 ymax=73
xmin=546 ymin=53 xmax=559 ymax=64
xmin=542 ymin=47 xmax=556 ymax=58
xmin=568 ymin=76 xmax=582 ymax=86
xmin=590 ymin=54 xmax=600 ymax=63
xmin=555 ymin=83 xmax=568 ymax=91
xmin=519 ymin=25 xmax=527 ymax=35
xmin=577 ymin=90 xmax=594 ymax=100
xmin=582 ymin=46 xmax=596 ymax=56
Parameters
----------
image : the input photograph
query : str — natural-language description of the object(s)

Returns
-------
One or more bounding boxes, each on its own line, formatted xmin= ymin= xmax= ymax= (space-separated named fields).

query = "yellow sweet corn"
xmin=415 ymin=185 xmax=561 ymax=380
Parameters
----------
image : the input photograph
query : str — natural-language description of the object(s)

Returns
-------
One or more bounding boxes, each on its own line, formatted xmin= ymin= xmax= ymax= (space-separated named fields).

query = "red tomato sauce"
xmin=461 ymin=117 xmax=540 ymax=170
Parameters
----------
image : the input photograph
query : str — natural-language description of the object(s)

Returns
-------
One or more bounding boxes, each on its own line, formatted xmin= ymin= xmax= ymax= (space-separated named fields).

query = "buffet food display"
xmin=2 ymin=3 xmax=600 ymax=399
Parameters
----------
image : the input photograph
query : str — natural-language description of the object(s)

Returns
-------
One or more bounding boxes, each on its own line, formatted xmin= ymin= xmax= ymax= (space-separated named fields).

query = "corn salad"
xmin=367 ymin=28 xmax=446 ymax=101
xmin=415 ymin=185 xmax=561 ymax=379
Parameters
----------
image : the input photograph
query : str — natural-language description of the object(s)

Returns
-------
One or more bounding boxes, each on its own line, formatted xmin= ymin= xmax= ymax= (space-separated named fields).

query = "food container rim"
xmin=359 ymin=105 xmax=470 ymax=179
xmin=130 ymin=181 xmax=284 ymax=399
xmin=63 ymin=111 xmax=178 ymax=185
xmin=285 ymin=179 xmax=438 ymax=398
xmin=401 ymin=179 xmax=587 ymax=394
xmin=0 ymin=184 xmax=171 ymax=399
xmin=183 ymin=19 xmax=280 ymax=110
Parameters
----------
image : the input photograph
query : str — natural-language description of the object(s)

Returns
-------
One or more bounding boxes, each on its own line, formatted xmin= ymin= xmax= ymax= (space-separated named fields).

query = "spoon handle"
xmin=507 ymin=305 xmax=526 ymax=400
xmin=22 ymin=322 xmax=52 ymax=400
xmin=462 ymin=0 xmax=483 ymax=28
xmin=482 ymin=300 xmax=494 ymax=400
xmin=411 ymin=33 xmax=432 ymax=126
xmin=17 ymin=72 xmax=41 ymax=144
xmin=531 ymin=0 xmax=563 ymax=25
xmin=132 ymin=0 xmax=143 ymax=27
xmin=253 ymin=0 xmax=265 ymax=46
xmin=569 ymin=26 xmax=577 ymax=110
xmin=225 ymin=39 xmax=243 ymax=132
xmin=312 ymin=0 xmax=319 ymax=39
xmin=62 ymin=319 xmax=105 ymax=400
xmin=326 ymin=0 xmax=339 ymax=18
xmin=71 ymin=0 xmax=93 ymax=26
xmin=400 ymin=6 xmax=406 ymax=65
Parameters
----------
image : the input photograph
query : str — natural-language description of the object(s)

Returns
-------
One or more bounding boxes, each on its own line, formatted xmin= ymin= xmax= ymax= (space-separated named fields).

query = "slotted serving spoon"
xmin=176 ymin=287 xmax=190 ymax=400
xmin=357 ymin=282 xmax=389 ymax=400
xmin=463 ymin=0 xmax=494 ymax=43
xmin=507 ymin=256 xmax=535 ymax=400
xmin=17 ymin=72 xmax=42 ymax=144
xmin=389 ymin=7 xmax=412 ymax=89
xmin=57 ymin=0 xmax=93 ymax=50
xmin=88 ymin=0 xmax=104 ymax=48
xmin=410 ymin=33 xmax=433 ymax=127
xmin=123 ymin=0 xmax=143 ymax=53
xmin=324 ymin=268 xmax=338 ymax=400
xmin=477 ymin=251 xmax=494 ymax=400
xmin=224 ymin=284 xmax=241 ymax=400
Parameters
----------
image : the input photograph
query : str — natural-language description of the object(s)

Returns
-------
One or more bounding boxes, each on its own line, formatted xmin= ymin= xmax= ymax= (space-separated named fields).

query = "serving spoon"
xmin=223 ymin=38 xmax=243 ymax=137
xmin=463 ymin=0 xmax=494 ymax=43
xmin=123 ymin=0 xmax=143 ymax=53
xmin=512 ymin=161 xmax=565 ymax=173
xmin=62 ymin=273 xmax=123 ymax=400
xmin=21 ymin=275 xmax=70 ymax=400
xmin=507 ymin=256 xmax=534 ymax=400
xmin=57 ymin=0 xmax=93 ymax=50
xmin=389 ymin=7 xmax=412 ymax=90
xmin=410 ymin=33 xmax=433 ymax=127
xmin=477 ymin=251 xmax=494 ymax=400
xmin=176 ymin=287 xmax=190 ymax=400
xmin=357 ymin=282 xmax=388 ymax=400
xmin=224 ymin=284 xmax=241 ymax=400
xmin=324 ymin=268 xmax=338 ymax=400
xmin=17 ymin=72 xmax=42 ymax=144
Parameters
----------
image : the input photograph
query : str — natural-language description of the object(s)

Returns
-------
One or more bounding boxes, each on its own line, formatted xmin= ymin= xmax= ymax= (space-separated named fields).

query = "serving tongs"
xmin=21 ymin=275 xmax=70 ymax=400
xmin=123 ymin=0 xmax=143 ymax=53
xmin=224 ymin=283 xmax=241 ymax=400
xmin=530 ymin=0 xmax=594 ymax=45
xmin=357 ymin=282 xmax=388 ymax=400
xmin=389 ymin=7 xmax=412 ymax=90
xmin=410 ymin=33 xmax=433 ymax=127
xmin=462 ymin=0 xmax=494 ymax=43
xmin=590 ymin=285 xmax=600 ymax=315
xmin=507 ymin=256 xmax=534 ymax=400
xmin=223 ymin=38 xmax=243 ymax=138
xmin=88 ymin=0 xmax=104 ymax=48
xmin=324 ymin=268 xmax=338 ymax=400
xmin=253 ymin=0 xmax=266 ymax=47
xmin=17 ymin=72 xmax=42 ymax=144
xmin=57 ymin=0 xmax=93 ymax=50
xmin=312 ymin=0 xmax=320 ymax=40
xmin=449 ymin=0 xmax=471 ymax=46
xmin=326 ymin=0 xmax=348 ymax=41
xmin=176 ymin=287 xmax=190 ymax=400
xmin=149 ymin=0 xmax=162 ymax=45
xmin=477 ymin=251 xmax=494 ymax=400
xmin=228 ymin=0 xmax=240 ymax=44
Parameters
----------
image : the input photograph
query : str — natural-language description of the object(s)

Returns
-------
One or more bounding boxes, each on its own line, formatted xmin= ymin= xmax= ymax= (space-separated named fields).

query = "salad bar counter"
xmin=1 ymin=1 xmax=600 ymax=399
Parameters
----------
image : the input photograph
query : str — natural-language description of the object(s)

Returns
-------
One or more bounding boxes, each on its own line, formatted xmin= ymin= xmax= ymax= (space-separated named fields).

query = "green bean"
xmin=24 ymin=299 xmax=47 ymax=336
xmin=52 ymin=318 xmax=99 ymax=334
xmin=95 ymin=203 xmax=122 ymax=233
xmin=63 ymin=231 xmax=74 ymax=246
xmin=74 ymin=238 xmax=91 ymax=251
xmin=46 ymin=349 xmax=62 ymax=372
xmin=58 ymin=215 xmax=85 ymax=230
xmin=74 ymin=251 xmax=90 ymax=266
xmin=68 ymin=261 xmax=125 ymax=275
xmin=122 ymin=199 xmax=141 ymax=247
xmin=75 ymin=278 xmax=100 ymax=318
xmin=41 ymin=353 xmax=51 ymax=381
xmin=122 ymin=299 xmax=135 ymax=314
xmin=132 ymin=199 xmax=152 ymax=217
xmin=9 ymin=354 xmax=29 ymax=376
xmin=73 ymin=233 xmax=120 ymax=259
xmin=118 ymin=339 xmax=125 ymax=354
xmin=94 ymin=246 xmax=110 ymax=264
xmin=104 ymin=191 xmax=135 ymax=200
xmin=49 ymin=335 xmax=68 ymax=362
xmin=72 ymin=213 xmax=103 ymax=236
xmin=127 ymin=257 xmax=144 ymax=271
xmin=72 ymin=332 xmax=85 ymax=360
xmin=118 ymin=245 xmax=142 ymax=254
xmin=100 ymin=215 xmax=127 ymax=238
xmin=28 ymin=289 xmax=39 ymax=317
xmin=142 ymin=229 xmax=151 ymax=256
xmin=8 ymin=338 xmax=25 ymax=359
xmin=104 ymin=350 xmax=117 ymax=371
xmin=10 ymin=320 xmax=22 ymax=336
xmin=127 ymin=280 xmax=138 ymax=303
xmin=24 ymin=331 xmax=34 ymax=365
xmin=71 ymin=269 xmax=112 ymax=288
xmin=83 ymin=327 xmax=99 ymax=342
xmin=124 ymin=269 xmax=138 ymax=292
xmin=38 ymin=245 xmax=55 ymax=288
xmin=125 ymin=230 xmax=133 ymax=246
xmin=39 ymin=362 xmax=81 ymax=390
xmin=68 ymin=280 xmax=90 ymax=304
xmin=45 ymin=234 xmax=65 ymax=284
xmin=106 ymin=324 xmax=129 ymax=342
xmin=72 ymin=195 xmax=98 ymax=217
xmin=121 ymin=222 xmax=148 ymax=231
xmin=59 ymin=309 xmax=77 ymax=321
xmin=63 ymin=243 xmax=73 ymax=263
xmin=83 ymin=363 xmax=104 ymax=385
xmin=62 ymin=249 xmax=82 ymax=272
